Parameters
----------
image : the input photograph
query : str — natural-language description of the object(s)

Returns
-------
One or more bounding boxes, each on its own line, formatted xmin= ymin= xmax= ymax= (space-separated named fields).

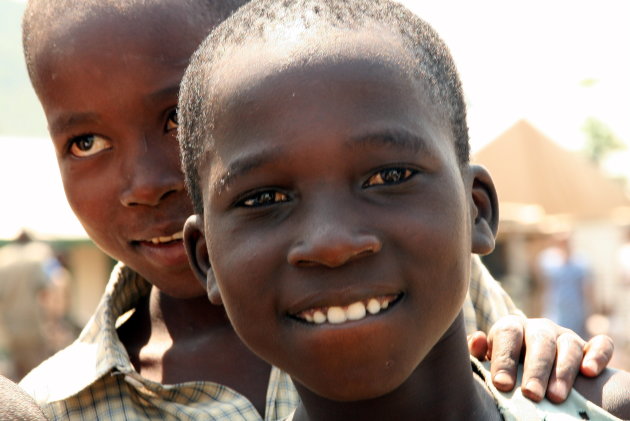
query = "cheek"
xmin=59 ymin=163 xmax=119 ymax=240
xmin=208 ymin=221 xmax=284 ymax=323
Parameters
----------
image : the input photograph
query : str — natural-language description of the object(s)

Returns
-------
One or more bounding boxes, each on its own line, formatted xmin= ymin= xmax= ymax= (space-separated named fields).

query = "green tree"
xmin=582 ymin=117 xmax=625 ymax=165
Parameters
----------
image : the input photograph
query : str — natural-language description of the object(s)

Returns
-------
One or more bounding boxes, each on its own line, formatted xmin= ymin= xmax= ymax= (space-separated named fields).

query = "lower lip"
xmin=135 ymin=239 xmax=189 ymax=268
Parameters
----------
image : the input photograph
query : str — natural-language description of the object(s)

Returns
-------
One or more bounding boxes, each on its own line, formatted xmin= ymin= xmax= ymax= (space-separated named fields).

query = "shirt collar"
xmin=20 ymin=262 xmax=151 ymax=402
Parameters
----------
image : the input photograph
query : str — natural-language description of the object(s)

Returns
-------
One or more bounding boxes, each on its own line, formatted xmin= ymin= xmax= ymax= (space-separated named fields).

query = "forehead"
xmin=32 ymin=2 xmax=209 ymax=88
xmin=212 ymin=27 xmax=417 ymax=107
xmin=207 ymin=27 xmax=451 ymax=153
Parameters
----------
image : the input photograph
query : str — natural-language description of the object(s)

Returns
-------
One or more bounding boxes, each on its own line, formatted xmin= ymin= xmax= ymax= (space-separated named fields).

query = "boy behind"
xmin=180 ymin=0 xmax=630 ymax=419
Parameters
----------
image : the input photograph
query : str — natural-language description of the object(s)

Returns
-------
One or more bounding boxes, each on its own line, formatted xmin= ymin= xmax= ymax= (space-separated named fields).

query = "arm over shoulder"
xmin=575 ymin=368 xmax=630 ymax=419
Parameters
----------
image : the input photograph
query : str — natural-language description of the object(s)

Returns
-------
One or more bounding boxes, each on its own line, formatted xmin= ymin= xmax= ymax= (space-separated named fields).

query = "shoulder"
xmin=474 ymin=358 xmax=622 ymax=420
xmin=0 ymin=375 xmax=47 ymax=421
xmin=574 ymin=368 xmax=630 ymax=420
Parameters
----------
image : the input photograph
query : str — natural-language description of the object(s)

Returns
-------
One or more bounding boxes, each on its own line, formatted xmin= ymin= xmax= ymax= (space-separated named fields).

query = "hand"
xmin=468 ymin=315 xmax=614 ymax=403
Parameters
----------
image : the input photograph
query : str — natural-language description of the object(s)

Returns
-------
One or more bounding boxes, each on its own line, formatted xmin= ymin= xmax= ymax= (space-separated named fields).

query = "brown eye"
xmin=68 ymin=134 xmax=112 ymax=158
xmin=238 ymin=191 xmax=289 ymax=208
xmin=363 ymin=167 xmax=416 ymax=188
xmin=165 ymin=108 xmax=179 ymax=131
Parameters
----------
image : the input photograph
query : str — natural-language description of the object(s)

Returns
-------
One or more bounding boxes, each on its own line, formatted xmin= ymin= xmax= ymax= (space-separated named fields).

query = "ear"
xmin=183 ymin=214 xmax=222 ymax=305
xmin=467 ymin=164 xmax=499 ymax=255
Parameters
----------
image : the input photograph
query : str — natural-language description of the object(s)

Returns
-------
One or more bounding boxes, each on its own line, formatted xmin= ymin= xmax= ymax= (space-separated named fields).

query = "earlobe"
xmin=468 ymin=165 xmax=499 ymax=255
xmin=183 ymin=214 xmax=223 ymax=305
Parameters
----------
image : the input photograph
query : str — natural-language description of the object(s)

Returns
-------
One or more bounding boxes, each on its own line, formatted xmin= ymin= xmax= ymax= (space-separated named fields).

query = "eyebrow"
xmin=214 ymin=146 xmax=285 ymax=195
xmin=49 ymin=112 xmax=101 ymax=136
xmin=147 ymin=85 xmax=180 ymax=103
xmin=214 ymin=129 xmax=429 ymax=195
xmin=347 ymin=129 xmax=429 ymax=155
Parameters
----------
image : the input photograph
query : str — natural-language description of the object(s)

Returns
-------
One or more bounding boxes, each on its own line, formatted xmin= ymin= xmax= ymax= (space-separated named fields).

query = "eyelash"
xmin=66 ymin=134 xmax=112 ymax=158
xmin=233 ymin=166 xmax=417 ymax=209
xmin=362 ymin=167 xmax=418 ymax=188
xmin=235 ymin=190 xmax=290 ymax=208
xmin=165 ymin=108 xmax=178 ymax=132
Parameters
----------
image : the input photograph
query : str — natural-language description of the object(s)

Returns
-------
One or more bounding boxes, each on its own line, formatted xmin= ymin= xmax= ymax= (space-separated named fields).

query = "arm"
xmin=466 ymin=255 xmax=614 ymax=403
xmin=574 ymin=367 xmax=630 ymax=419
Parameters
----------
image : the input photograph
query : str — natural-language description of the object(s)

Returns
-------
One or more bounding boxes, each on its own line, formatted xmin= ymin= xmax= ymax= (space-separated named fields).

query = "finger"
xmin=521 ymin=319 xmax=557 ymax=402
xmin=488 ymin=315 xmax=525 ymax=392
xmin=581 ymin=334 xmax=614 ymax=377
xmin=468 ymin=331 xmax=489 ymax=361
xmin=545 ymin=332 xmax=584 ymax=403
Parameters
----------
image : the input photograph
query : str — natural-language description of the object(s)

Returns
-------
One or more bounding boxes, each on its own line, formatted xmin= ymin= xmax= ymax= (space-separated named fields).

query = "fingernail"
xmin=493 ymin=372 xmax=513 ymax=390
xmin=583 ymin=359 xmax=599 ymax=374
xmin=524 ymin=380 xmax=544 ymax=401
xmin=550 ymin=381 xmax=568 ymax=401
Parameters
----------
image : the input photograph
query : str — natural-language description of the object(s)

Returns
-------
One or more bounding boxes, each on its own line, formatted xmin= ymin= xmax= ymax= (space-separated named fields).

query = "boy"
xmin=19 ymin=0 xmax=614 ymax=419
xmin=179 ymin=0 xmax=630 ymax=419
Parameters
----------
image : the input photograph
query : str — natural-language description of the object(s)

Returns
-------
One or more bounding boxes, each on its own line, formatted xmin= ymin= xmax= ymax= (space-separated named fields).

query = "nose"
xmin=287 ymin=206 xmax=382 ymax=268
xmin=119 ymin=136 xmax=185 ymax=207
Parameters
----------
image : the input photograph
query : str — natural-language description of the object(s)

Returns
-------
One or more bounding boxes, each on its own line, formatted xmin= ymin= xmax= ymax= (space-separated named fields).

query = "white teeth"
xmin=327 ymin=307 xmax=347 ymax=324
xmin=297 ymin=295 xmax=398 ymax=325
xmin=346 ymin=302 xmax=366 ymax=321
xmin=313 ymin=310 xmax=326 ymax=324
xmin=149 ymin=231 xmax=184 ymax=244
xmin=367 ymin=298 xmax=380 ymax=315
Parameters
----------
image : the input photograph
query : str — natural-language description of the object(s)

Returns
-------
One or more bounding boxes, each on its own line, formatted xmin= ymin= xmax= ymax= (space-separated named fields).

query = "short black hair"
xmin=179 ymin=0 xmax=470 ymax=215
xmin=22 ymin=0 xmax=250 ymax=89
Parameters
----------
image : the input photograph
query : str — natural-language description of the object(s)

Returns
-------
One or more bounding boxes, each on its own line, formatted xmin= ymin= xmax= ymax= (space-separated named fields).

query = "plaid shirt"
xmin=283 ymin=357 xmax=621 ymax=421
xmin=20 ymin=256 xmax=518 ymax=420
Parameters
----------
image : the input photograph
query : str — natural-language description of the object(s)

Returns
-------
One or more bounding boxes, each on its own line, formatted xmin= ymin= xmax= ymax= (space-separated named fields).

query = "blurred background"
xmin=0 ymin=0 xmax=629 ymax=378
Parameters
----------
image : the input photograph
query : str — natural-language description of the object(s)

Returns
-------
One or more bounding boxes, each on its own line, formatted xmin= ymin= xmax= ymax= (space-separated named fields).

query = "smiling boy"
xmin=180 ymin=0 xmax=630 ymax=419
xmin=18 ymin=0 xmax=616 ymax=419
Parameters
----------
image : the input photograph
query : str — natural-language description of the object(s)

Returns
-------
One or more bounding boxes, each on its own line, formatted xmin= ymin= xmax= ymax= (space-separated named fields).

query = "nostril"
xmin=159 ymin=189 xmax=178 ymax=202
xmin=288 ymin=234 xmax=381 ymax=268
xmin=354 ymin=249 xmax=374 ymax=259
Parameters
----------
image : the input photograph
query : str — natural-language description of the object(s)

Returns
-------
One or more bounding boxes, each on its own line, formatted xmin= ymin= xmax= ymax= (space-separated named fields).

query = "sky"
xmin=1 ymin=0 xmax=629 ymax=239
xmin=398 ymin=1 xmax=630 ymax=157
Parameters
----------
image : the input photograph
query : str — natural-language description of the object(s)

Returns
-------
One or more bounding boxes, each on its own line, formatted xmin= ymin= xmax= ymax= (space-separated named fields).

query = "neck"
xmin=149 ymin=287 xmax=232 ymax=337
xmin=293 ymin=314 xmax=501 ymax=421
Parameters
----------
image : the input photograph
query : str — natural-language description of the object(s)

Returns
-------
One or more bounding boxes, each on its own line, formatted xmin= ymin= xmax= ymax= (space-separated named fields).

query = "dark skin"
xmin=30 ymin=3 xmax=270 ymax=414
xmin=184 ymin=28 xmax=630 ymax=420
xmin=25 ymin=0 xmax=615 ymax=415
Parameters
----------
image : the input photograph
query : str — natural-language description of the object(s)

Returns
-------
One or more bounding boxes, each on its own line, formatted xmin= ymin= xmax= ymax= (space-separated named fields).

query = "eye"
xmin=165 ymin=108 xmax=179 ymax=132
xmin=236 ymin=190 xmax=290 ymax=208
xmin=68 ymin=134 xmax=112 ymax=158
xmin=363 ymin=167 xmax=417 ymax=188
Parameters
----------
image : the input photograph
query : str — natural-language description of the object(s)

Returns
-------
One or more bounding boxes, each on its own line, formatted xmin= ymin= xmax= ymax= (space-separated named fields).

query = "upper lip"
xmin=286 ymin=285 xmax=402 ymax=315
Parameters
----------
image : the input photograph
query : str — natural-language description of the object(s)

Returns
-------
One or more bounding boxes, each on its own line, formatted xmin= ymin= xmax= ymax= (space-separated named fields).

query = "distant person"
xmin=615 ymin=228 xmax=630 ymax=345
xmin=538 ymin=233 xmax=591 ymax=339
xmin=618 ymin=228 xmax=630 ymax=287
xmin=0 ymin=230 xmax=55 ymax=380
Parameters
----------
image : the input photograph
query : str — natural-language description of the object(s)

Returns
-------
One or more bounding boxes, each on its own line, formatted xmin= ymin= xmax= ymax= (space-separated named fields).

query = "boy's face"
xmin=31 ymin=5 xmax=208 ymax=297
xmin=187 ymin=30 xmax=496 ymax=400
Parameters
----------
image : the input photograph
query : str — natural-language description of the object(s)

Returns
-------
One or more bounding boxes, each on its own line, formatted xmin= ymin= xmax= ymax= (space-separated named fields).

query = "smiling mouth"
xmin=140 ymin=230 xmax=184 ymax=245
xmin=292 ymin=294 xmax=402 ymax=325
